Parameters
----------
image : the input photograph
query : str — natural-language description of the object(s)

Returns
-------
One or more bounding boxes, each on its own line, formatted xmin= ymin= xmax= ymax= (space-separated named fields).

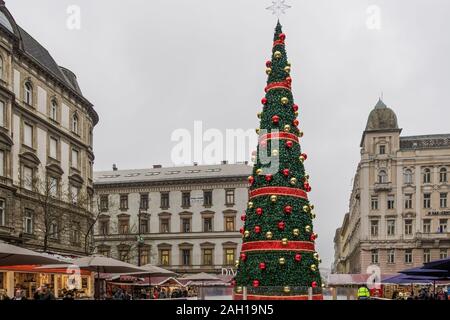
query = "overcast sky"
xmin=7 ymin=0 xmax=450 ymax=269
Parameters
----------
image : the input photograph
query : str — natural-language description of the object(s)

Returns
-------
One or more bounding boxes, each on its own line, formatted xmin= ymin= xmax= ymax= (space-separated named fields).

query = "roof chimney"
xmin=222 ymin=160 xmax=228 ymax=165
xmin=112 ymin=164 xmax=118 ymax=171
xmin=153 ymin=165 xmax=162 ymax=169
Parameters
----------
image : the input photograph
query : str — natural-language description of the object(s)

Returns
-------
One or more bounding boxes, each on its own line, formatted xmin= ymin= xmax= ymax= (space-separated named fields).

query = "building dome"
xmin=365 ymin=99 xmax=399 ymax=131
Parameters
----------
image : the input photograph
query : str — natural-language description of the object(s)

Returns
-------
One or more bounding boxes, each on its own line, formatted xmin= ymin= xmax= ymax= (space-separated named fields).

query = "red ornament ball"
xmin=286 ymin=76 xmax=292 ymax=83
xmin=278 ymin=221 xmax=286 ymax=230
xmin=265 ymin=174 xmax=273 ymax=182
xmin=310 ymin=233 xmax=317 ymax=241
xmin=282 ymin=169 xmax=290 ymax=177
xmin=256 ymin=207 xmax=263 ymax=216
xmin=271 ymin=115 xmax=280 ymax=124
xmin=261 ymin=97 xmax=268 ymax=105
xmin=240 ymin=253 xmax=247 ymax=261
xmin=285 ymin=140 xmax=293 ymax=148
xmin=284 ymin=206 xmax=293 ymax=214
xmin=259 ymin=262 xmax=266 ymax=270
xmin=266 ymin=60 xmax=272 ymax=68
xmin=240 ymin=214 xmax=246 ymax=221
xmin=292 ymin=104 xmax=299 ymax=112
xmin=279 ymin=33 xmax=286 ymax=41
xmin=312 ymin=281 xmax=318 ymax=288
xmin=293 ymin=119 xmax=299 ymax=127
xmin=231 ymin=280 xmax=236 ymax=286
xmin=295 ymin=253 xmax=302 ymax=262
xmin=254 ymin=226 xmax=261 ymax=233
xmin=248 ymin=176 xmax=254 ymax=185
xmin=301 ymin=153 xmax=308 ymax=160
xmin=253 ymin=280 xmax=260 ymax=288
xmin=239 ymin=227 xmax=244 ymax=234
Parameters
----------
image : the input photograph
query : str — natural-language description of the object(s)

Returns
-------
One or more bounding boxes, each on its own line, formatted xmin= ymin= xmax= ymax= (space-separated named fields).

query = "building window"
xmin=72 ymin=114 xmax=79 ymax=134
xmin=100 ymin=195 xmax=109 ymax=211
xmin=98 ymin=248 xmax=111 ymax=257
xmin=49 ymin=220 xmax=58 ymax=240
xmin=99 ymin=220 xmax=109 ymax=236
xmin=440 ymin=249 xmax=448 ymax=259
xmin=23 ymin=209 xmax=33 ymax=234
xmin=160 ymin=250 xmax=170 ymax=266
xmin=379 ymin=145 xmax=386 ymax=155
xmin=440 ymin=168 xmax=448 ymax=183
xmin=71 ymin=222 xmax=81 ymax=244
xmin=423 ymin=219 xmax=431 ymax=233
xmin=118 ymin=217 xmax=130 ymax=234
xmin=181 ymin=218 xmax=191 ymax=233
xmin=24 ymin=82 xmax=33 ymax=105
xmin=23 ymin=166 xmax=33 ymax=191
xmin=24 ymin=123 xmax=33 ymax=147
xmin=203 ymin=217 xmax=213 ymax=232
xmin=371 ymin=197 xmax=378 ymax=210
xmin=225 ymin=189 xmax=235 ymax=205
xmin=387 ymin=195 xmax=395 ymax=210
xmin=405 ymin=249 xmax=413 ymax=264
xmin=387 ymin=219 xmax=396 ymax=236
xmin=370 ymin=220 xmax=379 ymax=237
xmin=423 ymin=249 xmax=431 ymax=263
xmin=405 ymin=194 xmax=413 ymax=209
xmin=439 ymin=219 xmax=448 ymax=233
xmin=160 ymin=218 xmax=170 ymax=233
xmin=225 ymin=216 xmax=235 ymax=232
xmin=203 ymin=248 xmax=213 ymax=266
xmin=440 ymin=193 xmax=448 ymax=208
xmin=70 ymin=185 xmax=80 ymax=205
xmin=423 ymin=168 xmax=431 ymax=184
xmin=139 ymin=194 xmax=149 ymax=210
xmin=423 ymin=193 xmax=431 ymax=209
xmin=0 ymin=150 xmax=5 ymax=177
xmin=140 ymin=249 xmax=150 ymax=265
xmin=139 ymin=216 xmax=149 ymax=234
xmin=119 ymin=249 xmax=130 ymax=263
xmin=371 ymin=249 xmax=379 ymax=264
xmin=0 ymin=198 xmax=5 ymax=226
xmin=119 ymin=194 xmax=128 ymax=210
xmin=50 ymin=100 xmax=58 ymax=121
xmin=404 ymin=219 xmax=413 ymax=235
xmin=404 ymin=169 xmax=413 ymax=184
xmin=182 ymin=192 xmax=191 ymax=207
xmin=0 ymin=101 xmax=4 ymax=127
xmin=224 ymin=248 xmax=235 ymax=266
xmin=203 ymin=190 xmax=213 ymax=206
xmin=378 ymin=170 xmax=387 ymax=183
xmin=161 ymin=192 xmax=169 ymax=209
xmin=181 ymin=249 xmax=191 ymax=266
xmin=71 ymin=149 xmax=79 ymax=170
xmin=388 ymin=249 xmax=395 ymax=264
xmin=49 ymin=137 xmax=58 ymax=159
xmin=48 ymin=176 xmax=58 ymax=198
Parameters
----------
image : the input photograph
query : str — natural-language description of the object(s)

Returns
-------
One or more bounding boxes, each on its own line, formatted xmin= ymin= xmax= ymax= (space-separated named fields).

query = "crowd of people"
xmin=392 ymin=287 xmax=449 ymax=300
xmin=107 ymin=286 xmax=193 ymax=300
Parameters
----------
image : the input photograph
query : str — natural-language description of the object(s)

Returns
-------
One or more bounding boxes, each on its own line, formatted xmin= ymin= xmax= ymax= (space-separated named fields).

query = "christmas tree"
xmin=233 ymin=22 xmax=323 ymax=300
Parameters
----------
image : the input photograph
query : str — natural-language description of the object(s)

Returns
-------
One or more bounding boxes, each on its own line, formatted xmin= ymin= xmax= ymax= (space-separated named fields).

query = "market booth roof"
xmin=0 ymin=241 xmax=70 ymax=266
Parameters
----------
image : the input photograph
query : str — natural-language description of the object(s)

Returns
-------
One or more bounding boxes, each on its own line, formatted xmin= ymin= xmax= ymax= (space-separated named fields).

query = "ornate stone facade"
xmin=334 ymin=99 xmax=450 ymax=274
xmin=0 ymin=4 xmax=98 ymax=255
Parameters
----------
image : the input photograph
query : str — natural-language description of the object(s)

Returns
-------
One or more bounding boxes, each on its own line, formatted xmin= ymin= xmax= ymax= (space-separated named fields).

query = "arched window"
xmin=50 ymin=100 xmax=58 ymax=121
xmin=440 ymin=168 xmax=448 ymax=183
xmin=24 ymin=82 xmax=33 ymax=105
xmin=404 ymin=169 xmax=413 ymax=184
xmin=72 ymin=113 xmax=79 ymax=134
xmin=423 ymin=168 xmax=431 ymax=184
xmin=378 ymin=170 xmax=388 ymax=184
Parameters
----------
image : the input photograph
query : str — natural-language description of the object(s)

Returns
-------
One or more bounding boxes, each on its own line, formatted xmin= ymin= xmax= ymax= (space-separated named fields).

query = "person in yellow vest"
xmin=357 ymin=285 xmax=371 ymax=300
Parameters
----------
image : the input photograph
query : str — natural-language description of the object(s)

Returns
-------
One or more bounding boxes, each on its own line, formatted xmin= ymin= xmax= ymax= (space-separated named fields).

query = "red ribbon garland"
xmin=241 ymin=240 xmax=315 ymax=253
xmin=273 ymin=40 xmax=285 ymax=47
xmin=258 ymin=132 xmax=299 ymax=145
xmin=234 ymin=294 xmax=323 ymax=301
xmin=264 ymin=81 xmax=291 ymax=93
xmin=249 ymin=186 xmax=308 ymax=200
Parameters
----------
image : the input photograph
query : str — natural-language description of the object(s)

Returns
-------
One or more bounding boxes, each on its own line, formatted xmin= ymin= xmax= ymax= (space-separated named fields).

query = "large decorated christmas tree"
xmin=233 ymin=21 xmax=323 ymax=300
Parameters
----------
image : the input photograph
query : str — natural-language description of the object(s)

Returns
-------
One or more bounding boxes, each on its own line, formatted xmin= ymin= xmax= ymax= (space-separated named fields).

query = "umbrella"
xmin=399 ymin=267 xmax=449 ymax=277
xmin=383 ymin=274 xmax=444 ymax=284
xmin=0 ymin=241 xmax=68 ymax=266
xmin=424 ymin=257 xmax=450 ymax=271
xmin=122 ymin=264 xmax=176 ymax=294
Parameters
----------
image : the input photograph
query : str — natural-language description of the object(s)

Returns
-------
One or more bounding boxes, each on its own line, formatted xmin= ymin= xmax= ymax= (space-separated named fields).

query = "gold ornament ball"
xmin=305 ymin=225 xmax=311 ymax=233
xmin=299 ymin=155 xmax=305 ymax=162
xmin=279 ymin=257 xmax=286 ymax=265
xmin=283 ymin=286 xmax=291 ymax=293
xmin=293 ymin=228 xmax=300 ymax=236
xmin=244 ymin=230 xmax=250 ymax=238
xmin=273 ymin=51 xmax=282 ymax=59
xmin=266 ymin=68 xmax=272 ymax=75
xmin=272 ymin=149 xmax=279 ymax=157
xmin=298 ymin=131 xmax=304 ymax=138
xmin=236 ymin=286 xmax=243 ymax=294
xmin=303 ymin=205 xmax=310 ymax=212
xmin=248 ymin=201 xmax=254 ymax=209
xmin=255 ymin=128 xmax=260 ymax=134
xmin=313 ymin=253 xmax=320 ymax=260
xmin=290 ymin=177 xmax=297 ymax=185
xmin=311 ymin=212 xmax=316 ymax=219
xmin=270 ymin=195 xmax=278 ymax=203
xmin=266 ymin=231 xmax=273 ymax=239
xmin=284 ymin=125 xmax=291 ymax=133
xmin=305 ymin=174 xmax=310 ymax=180
xmin=282 ymin=238 xmax=288 ymax=245
xmin=311 ymin=264 xmax=317 ymax=272
xmin=256 ymin=168 xmax=263 ymax=175
xmin=294 ymin=111 xmax=299 ymax=117
xmin=286 ymin=61 xmax=291 ymax=66
xmin=281 ymin=97 xmax=289 ymax=105
xmin=235 ymin=260 xmax=240 ymax=268
xmin=257 ymin=112 xmax=262 ymax=119
xmin=310 ymin=204 xmax=315 ymax=210
xmin=284 ymin=66 xmax=291 ymax=73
